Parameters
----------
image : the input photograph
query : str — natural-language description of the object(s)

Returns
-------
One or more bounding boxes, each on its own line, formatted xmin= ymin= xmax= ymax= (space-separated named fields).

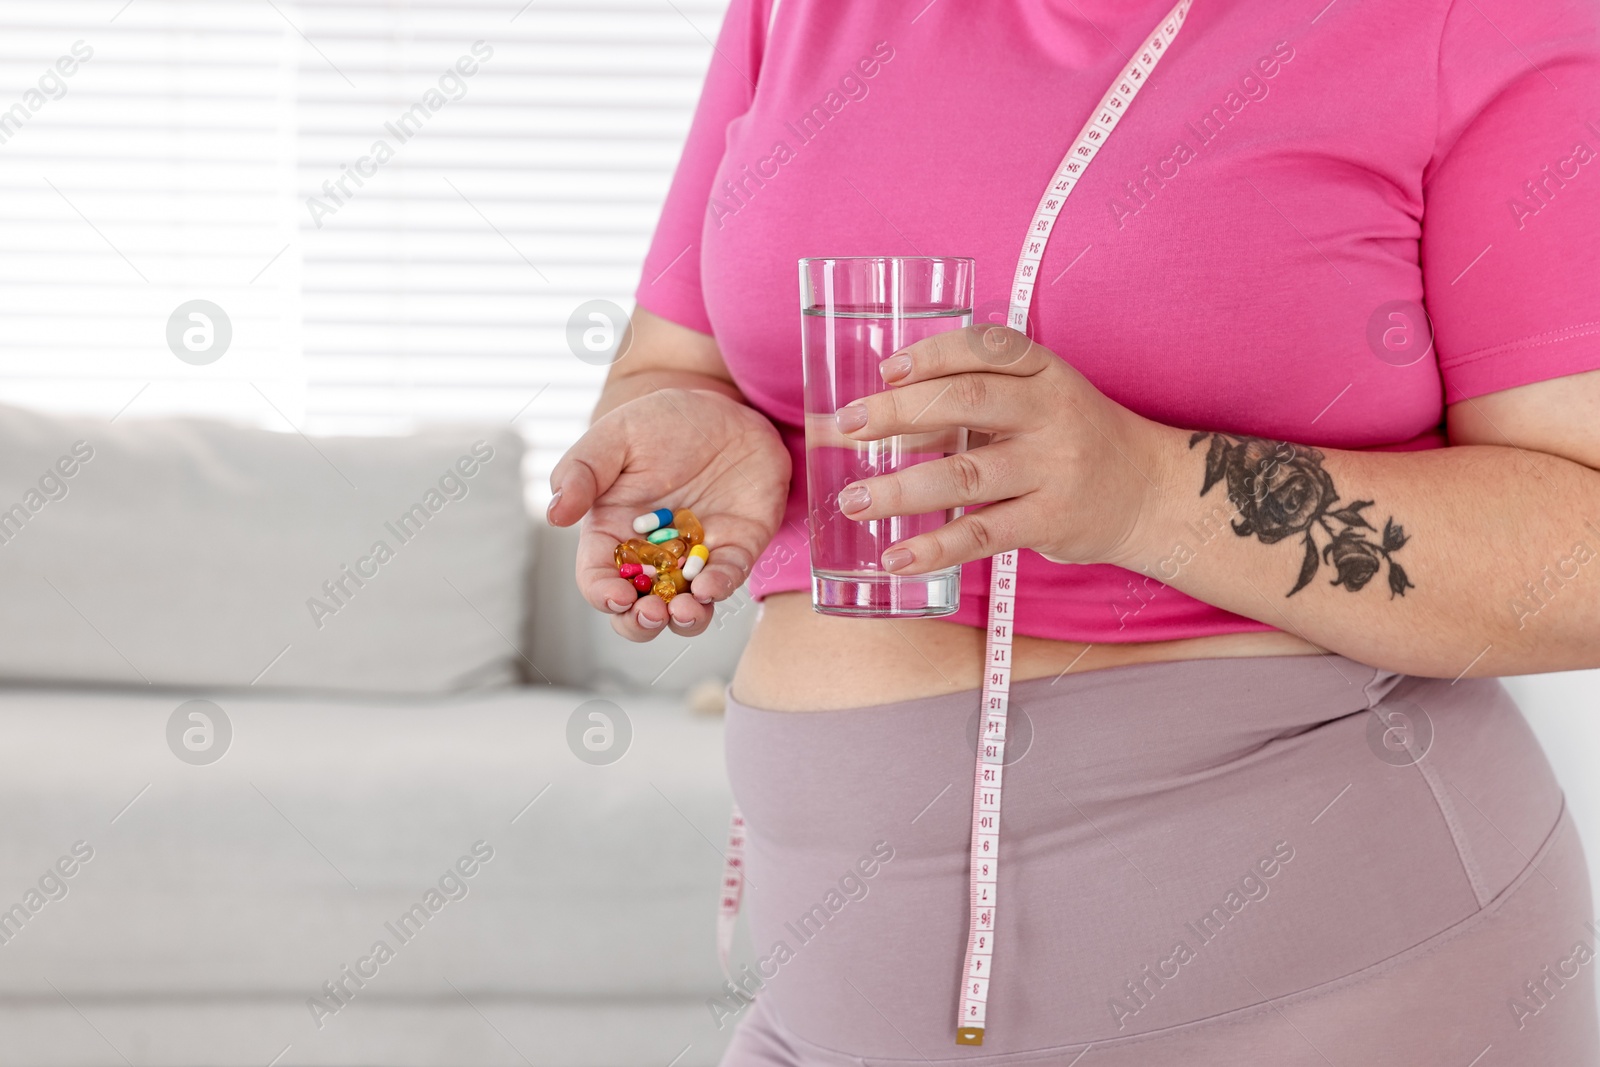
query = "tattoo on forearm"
xmin=1188 ymin=432 xmax=1414 ymax=598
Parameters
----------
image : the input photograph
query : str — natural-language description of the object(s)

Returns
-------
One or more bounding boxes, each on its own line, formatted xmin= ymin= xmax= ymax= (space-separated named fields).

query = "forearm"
xmin=590 ymin=309 xmax=748 ymax=423
xmin=1124 ymin=421 xmax=1600 ymax=678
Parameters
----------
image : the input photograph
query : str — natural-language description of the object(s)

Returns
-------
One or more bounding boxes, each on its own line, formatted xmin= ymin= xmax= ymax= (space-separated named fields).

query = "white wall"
xmin=1509 ymin=671 xmax=1600 ymax=903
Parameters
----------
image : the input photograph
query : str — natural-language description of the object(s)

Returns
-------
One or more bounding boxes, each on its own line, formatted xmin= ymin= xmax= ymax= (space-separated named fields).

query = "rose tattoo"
xmin=1189 ymin=432 xmax=1414 ymax=598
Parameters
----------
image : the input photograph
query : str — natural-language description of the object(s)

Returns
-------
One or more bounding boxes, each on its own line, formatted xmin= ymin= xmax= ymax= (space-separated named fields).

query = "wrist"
xmin=1107 ymin=417 xmax=1190 ymax=573
xmin=594 ymin=372 xmax=747 ymax=422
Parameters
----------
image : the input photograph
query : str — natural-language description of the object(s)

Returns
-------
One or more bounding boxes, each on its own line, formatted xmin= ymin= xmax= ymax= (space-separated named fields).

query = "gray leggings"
xmin=720 ymin=654 xmax=1597 ymax=1065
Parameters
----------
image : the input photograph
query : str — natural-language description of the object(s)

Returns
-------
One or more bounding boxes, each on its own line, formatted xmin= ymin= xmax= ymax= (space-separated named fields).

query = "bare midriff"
xmin=730 ymin=590 xmax=1320 ymax=712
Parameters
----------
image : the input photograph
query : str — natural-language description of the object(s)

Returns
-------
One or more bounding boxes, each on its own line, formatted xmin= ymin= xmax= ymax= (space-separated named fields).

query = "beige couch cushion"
xmin=0 ymin=403 xmax=528 ymax=693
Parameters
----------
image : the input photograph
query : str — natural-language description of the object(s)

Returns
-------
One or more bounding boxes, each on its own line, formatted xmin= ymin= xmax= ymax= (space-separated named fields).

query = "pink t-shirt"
xmin=634 ymin=0 xmax=1600 ymax=643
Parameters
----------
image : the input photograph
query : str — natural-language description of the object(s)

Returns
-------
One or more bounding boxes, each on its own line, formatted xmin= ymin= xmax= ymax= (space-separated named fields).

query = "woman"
xmin=549 ymin=0 xmax=1600 ymax=1062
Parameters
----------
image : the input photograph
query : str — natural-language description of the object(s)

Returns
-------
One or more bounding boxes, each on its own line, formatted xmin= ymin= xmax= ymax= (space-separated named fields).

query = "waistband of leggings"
xmin=725 ymin=652 xmax=1402 ymax=719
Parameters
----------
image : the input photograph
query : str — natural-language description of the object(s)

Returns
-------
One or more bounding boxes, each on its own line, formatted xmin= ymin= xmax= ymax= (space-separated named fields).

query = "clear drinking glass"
xmin=799 ymin=256 xmax=974 ymax=617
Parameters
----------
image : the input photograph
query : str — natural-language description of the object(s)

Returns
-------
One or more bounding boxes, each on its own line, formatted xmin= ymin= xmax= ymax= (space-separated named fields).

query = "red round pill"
xmin=631 ymin=573 xmax=653 ymax=593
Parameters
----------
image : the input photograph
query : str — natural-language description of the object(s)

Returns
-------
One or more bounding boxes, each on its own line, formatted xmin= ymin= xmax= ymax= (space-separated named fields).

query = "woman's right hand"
xmin=546 ymin=387 xmax=791 ymax=641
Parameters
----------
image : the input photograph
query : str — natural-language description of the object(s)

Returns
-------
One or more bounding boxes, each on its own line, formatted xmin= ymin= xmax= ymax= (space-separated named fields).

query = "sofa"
xmin=0 ymin=403 xmax=753 ymax=1066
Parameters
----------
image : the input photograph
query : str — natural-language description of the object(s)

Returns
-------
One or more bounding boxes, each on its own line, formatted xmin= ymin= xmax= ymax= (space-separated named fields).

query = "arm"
xmin=832 ymin=332 xmax=1600 ymax=679
xmin=585 ymin=306 xmax=749 ymax=424
xmin=551 ymin=0 xmax=781 ymax=637
xmin=1123 ymin=368 xmax=1600 ymax=679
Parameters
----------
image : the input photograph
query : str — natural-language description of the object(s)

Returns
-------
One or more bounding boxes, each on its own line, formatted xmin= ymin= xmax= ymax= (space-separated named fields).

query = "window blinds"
xmin=0 ymin=0 xmax=727 ymax=500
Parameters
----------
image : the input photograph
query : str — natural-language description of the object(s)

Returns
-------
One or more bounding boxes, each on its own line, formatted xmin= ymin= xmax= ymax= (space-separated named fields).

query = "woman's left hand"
xmin=833 ymin=324 xmax=1175 ymax=575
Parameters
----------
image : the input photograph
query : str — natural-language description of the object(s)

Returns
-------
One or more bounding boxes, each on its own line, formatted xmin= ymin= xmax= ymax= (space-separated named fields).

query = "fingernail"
xmin=604 ymin=597 xmax=630 ymax=613
xmin=882 ymin=546 xmax=913 ymax=571
xmin=835 ymin=403 xmax=868 ymax=433
xmin=670 ymin=600 xmax=695 ymax=624
xmin=837 ymin=484 xmax=870 ymax=514
xmin=880 ymin=353 xmax=912 ymax=382
xmin=545 ymin=487 xmax=563 ymax=521
xmin=693 ymin=594 xmax=714 ymax=604
xmin=639 ymin=613 xmax=667 ymax=630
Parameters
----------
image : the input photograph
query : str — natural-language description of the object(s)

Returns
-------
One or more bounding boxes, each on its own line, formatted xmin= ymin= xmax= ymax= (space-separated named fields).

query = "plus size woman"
xmin=549 ymin=0 xmax=1600 ymax=1062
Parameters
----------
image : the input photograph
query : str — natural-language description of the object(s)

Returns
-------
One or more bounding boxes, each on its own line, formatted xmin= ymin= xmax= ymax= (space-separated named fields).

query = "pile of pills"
xmin=614 ymin=506 xmax=709 ymax=603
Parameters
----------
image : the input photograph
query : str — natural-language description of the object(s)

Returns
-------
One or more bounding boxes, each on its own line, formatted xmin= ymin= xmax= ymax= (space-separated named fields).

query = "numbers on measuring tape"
xmin=716 ymin=806 xmax=747 ymax=980
xmin=953 ymin=0 xmax=1190 ymax=1047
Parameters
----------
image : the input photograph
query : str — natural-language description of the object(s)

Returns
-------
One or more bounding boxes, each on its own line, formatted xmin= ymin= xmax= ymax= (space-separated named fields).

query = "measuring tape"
xmin=959 ymin=0 xmax=1191 ymax=1045
xmin=717 ymin=808 xmax=746 ymax=977
xmin=716 ymin=0 xmax=1193 ymax=1045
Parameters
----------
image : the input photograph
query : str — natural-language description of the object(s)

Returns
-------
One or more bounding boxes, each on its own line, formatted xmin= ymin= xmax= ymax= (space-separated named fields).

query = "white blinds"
xmin=0 ymin=0 xmax=728 ymax=500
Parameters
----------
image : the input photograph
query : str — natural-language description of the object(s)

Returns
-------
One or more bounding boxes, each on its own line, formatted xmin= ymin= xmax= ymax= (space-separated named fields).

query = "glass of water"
xmin=799 ymin=256 xmax=974 ymax=618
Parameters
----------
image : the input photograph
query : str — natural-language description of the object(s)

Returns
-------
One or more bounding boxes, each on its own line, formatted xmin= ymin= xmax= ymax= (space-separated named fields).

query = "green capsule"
xmin=646 ymin=527 xmax=680 ymax=544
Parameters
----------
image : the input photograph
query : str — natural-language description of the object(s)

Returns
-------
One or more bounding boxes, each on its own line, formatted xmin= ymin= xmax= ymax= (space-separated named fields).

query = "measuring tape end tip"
xmin=955 ymin=1027 xmax=985 ymax=1046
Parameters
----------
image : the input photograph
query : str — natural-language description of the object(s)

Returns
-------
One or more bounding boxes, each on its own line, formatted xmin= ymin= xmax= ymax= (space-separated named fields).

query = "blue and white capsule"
xmin=632 ymin=508 xmax=674 ymax=534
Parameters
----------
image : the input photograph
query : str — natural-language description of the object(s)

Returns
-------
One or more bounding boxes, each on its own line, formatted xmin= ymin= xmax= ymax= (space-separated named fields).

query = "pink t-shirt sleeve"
xmin=633 ymin=0 xmax=770 ymax=336
xmin=1422 ymin=0 xmax=1600 ymax=404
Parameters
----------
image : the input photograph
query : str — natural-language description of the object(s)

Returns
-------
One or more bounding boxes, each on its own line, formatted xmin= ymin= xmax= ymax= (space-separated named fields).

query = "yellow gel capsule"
xmin=635 ymin=538 xmax=683 ymax=569
xmin=652 ymin=567 xmax=689 ymax=602
xmin=673 ymin=508 xmax=704 ymax=548
xmin=615 ymin=539 xmax=646 ymax=569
